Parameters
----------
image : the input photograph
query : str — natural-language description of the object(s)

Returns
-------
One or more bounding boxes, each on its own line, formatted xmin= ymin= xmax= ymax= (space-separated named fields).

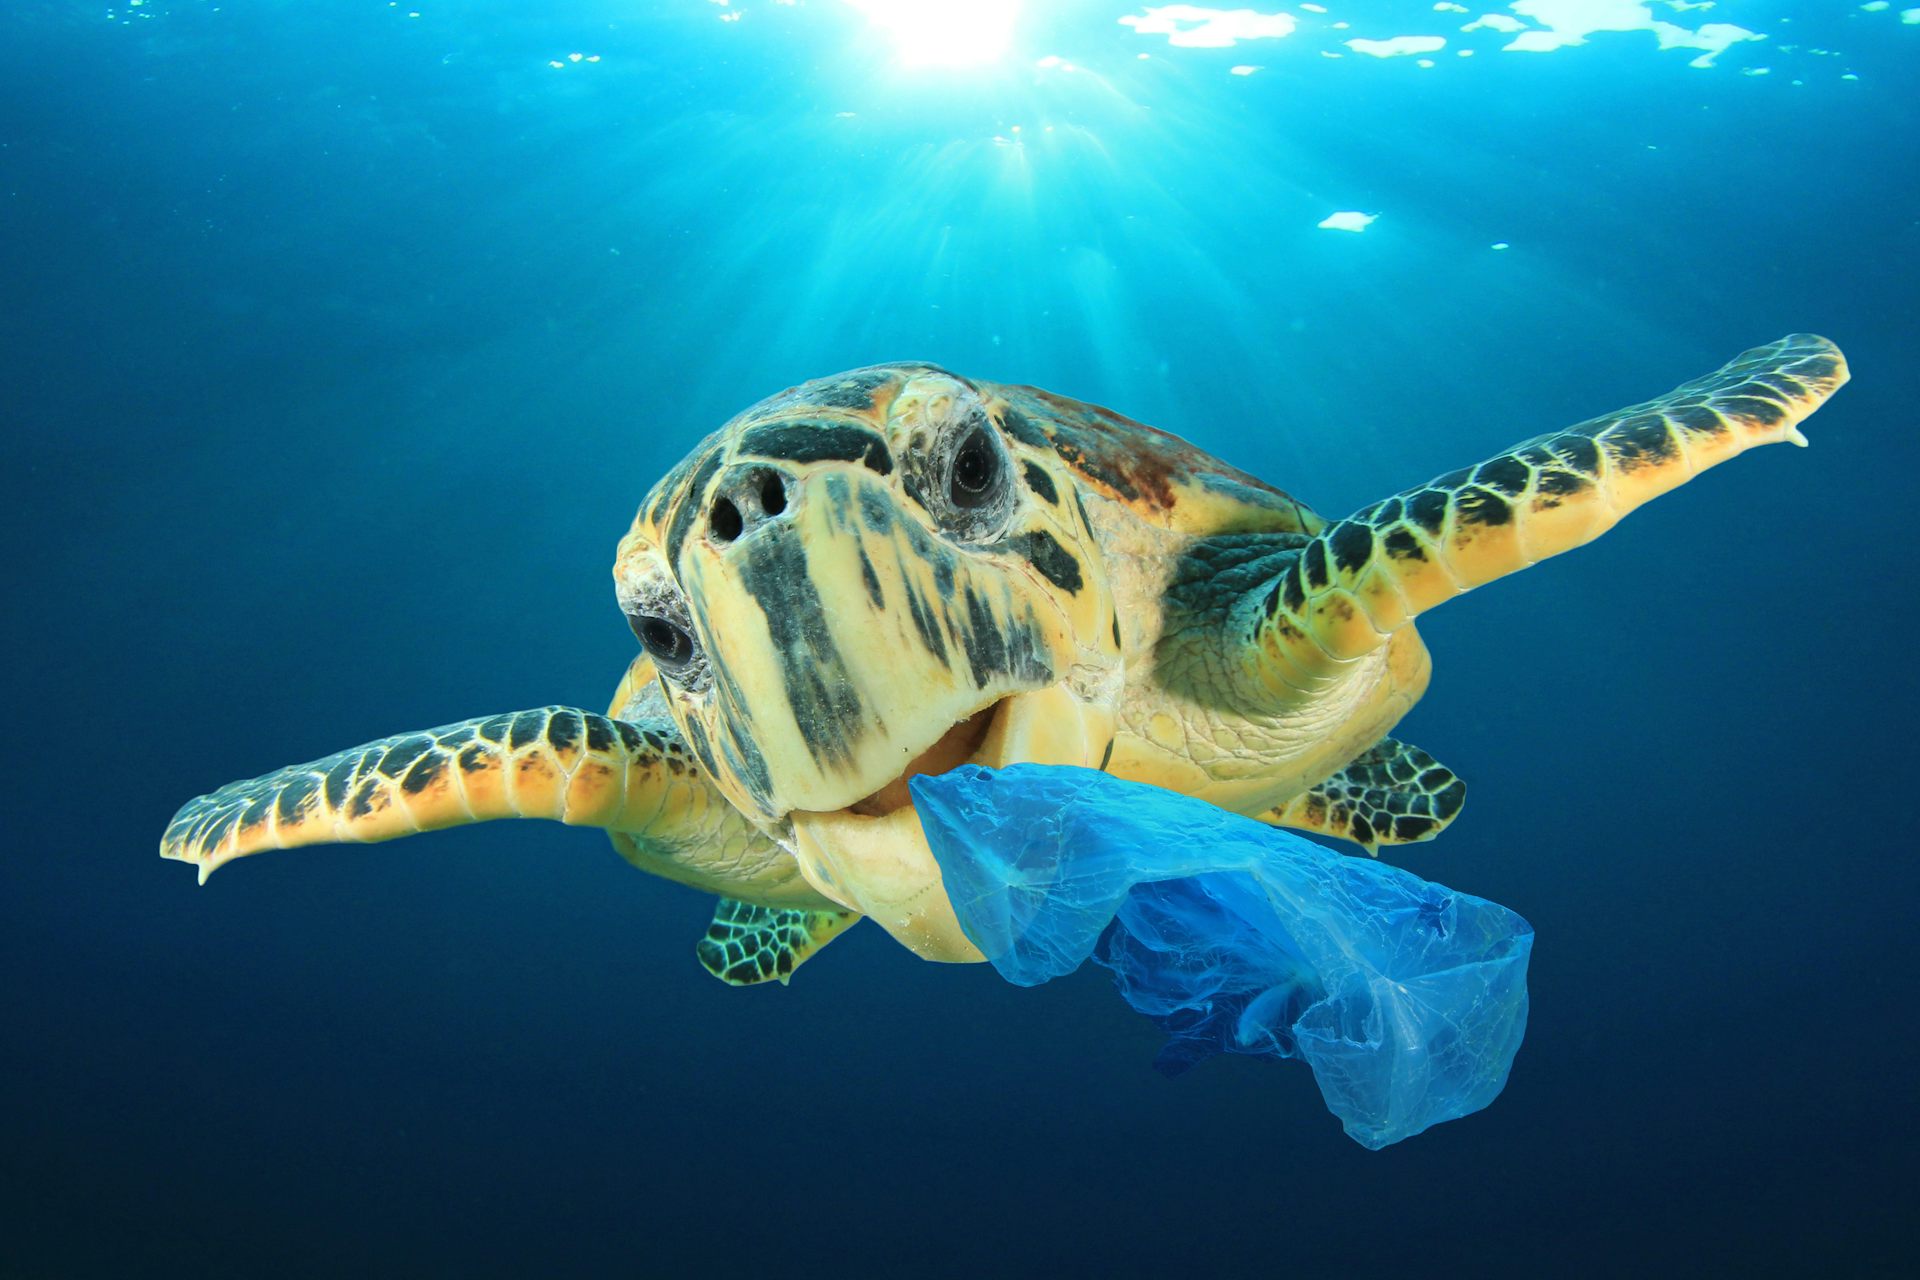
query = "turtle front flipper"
xmin=160 ymin=706 xmax=817 ymax=905
xmin=1245 ymin=334 xmax=1848 ymax=690
xmin=1260 ymin=737 xmax=1467 ymax=854
xmin=696 ymin=899 xmax=860 ymax=986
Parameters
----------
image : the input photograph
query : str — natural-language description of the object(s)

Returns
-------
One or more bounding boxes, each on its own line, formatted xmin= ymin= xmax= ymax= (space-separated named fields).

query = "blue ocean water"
xmin=4 ymin=1 xmax=1916 ymax=1274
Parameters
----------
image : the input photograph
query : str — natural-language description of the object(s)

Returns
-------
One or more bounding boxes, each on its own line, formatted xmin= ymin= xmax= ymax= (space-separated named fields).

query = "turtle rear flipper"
xmin=1244 ymin=334 xmax=1848 ymax=692
xmin=696 ymin=899 xmax=860 ymax=986
xmin=1261 ymin=737 xmax=1467 ymax=854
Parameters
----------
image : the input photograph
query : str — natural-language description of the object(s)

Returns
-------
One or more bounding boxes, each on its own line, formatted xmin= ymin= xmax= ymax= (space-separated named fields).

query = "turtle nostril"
xmin=759 ymin=472 xmax=787 ymax=516
xmin=710 ymin=497 xmax=744 ymax=542
xmin=708 ymin=468 xmax=793 ymax=545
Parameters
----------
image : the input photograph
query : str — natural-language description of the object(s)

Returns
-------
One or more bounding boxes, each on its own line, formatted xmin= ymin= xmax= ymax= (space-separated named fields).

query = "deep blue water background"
xmin=5 ymin=1 xmax=1918 ymax=1275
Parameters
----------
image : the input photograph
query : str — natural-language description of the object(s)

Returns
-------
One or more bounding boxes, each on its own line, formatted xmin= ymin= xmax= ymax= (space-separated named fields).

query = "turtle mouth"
xmin=783 ymin=681 xmax=1112 ymax=949
xmin=812 ymin=682 xmax=1097 ymax=829
xmin=843 ymin=697 xmax=1009 ymax=820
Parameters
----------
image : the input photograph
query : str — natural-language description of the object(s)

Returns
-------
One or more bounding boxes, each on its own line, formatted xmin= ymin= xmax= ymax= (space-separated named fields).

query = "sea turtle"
xmin=162 ymin=334 xmax=1848 ymax=984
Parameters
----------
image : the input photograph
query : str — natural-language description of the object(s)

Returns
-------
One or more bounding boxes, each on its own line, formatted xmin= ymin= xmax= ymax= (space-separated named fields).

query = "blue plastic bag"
xmin=911 ymin=764 xmax=1533 ymax=1150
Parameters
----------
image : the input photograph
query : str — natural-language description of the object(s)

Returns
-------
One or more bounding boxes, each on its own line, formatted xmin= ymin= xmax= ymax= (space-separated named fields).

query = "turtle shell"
xmin=985 ymin=381 xmax=1326 ymax=538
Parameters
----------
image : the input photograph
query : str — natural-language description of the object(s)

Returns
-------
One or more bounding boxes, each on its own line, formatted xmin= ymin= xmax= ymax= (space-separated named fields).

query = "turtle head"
xmin=613 ymin=364 xmax=1121 ymax=954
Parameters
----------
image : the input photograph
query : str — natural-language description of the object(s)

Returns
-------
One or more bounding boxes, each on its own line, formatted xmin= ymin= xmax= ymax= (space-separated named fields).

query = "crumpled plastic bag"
xmin=911 ymin=763 xmax=1533 ymax=1150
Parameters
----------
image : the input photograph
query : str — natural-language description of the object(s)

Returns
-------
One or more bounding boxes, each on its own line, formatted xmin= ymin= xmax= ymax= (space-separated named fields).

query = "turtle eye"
xmin=630 ymin=614 xmax=697 ymax=670
xmin=948 ymin=428 xmax=1000 ymax=509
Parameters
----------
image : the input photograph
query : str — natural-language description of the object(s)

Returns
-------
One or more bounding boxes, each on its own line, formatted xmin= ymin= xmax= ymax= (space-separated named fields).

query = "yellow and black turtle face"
xmin=613 ymin=364 xmax=1123 ymax=843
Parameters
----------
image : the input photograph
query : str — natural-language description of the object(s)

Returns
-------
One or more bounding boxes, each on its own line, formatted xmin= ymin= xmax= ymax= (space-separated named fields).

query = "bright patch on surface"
xmin=1667 ymin=22 xmax=1765 ymax=66
xmin=1500 ymin=1 xmax=1764 ymax=67
xmin=845 ymin=0 xmax=1021 ymax=66
xmin=1230 ymin=63 xmax=1263 ymax=74
xmin=1462 ymin=13 xmax=1527 ymax=32
xmin=1346 ymin=35 xmax=1447 ymax=57
xmin=1120 ymin=5 xmax=1299 ymax=48
xmin=1904 ymin=8 xmax=1920 ymax=23
xmin=1318 ymin=211 xmax=1377 ymax=231
xmin=1503 ymin=29 xmax=1574 ymax=51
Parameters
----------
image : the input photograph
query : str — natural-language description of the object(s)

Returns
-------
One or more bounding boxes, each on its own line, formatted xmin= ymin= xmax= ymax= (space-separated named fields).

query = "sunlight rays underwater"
xmin=460 ymin=0 xmax=1907 ymax=504
xmin=564 ymin=9 xmax=1693 ymax=490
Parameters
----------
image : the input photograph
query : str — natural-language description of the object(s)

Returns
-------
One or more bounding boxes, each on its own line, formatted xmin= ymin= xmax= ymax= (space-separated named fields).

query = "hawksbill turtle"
xmin=162 ymin=334 xmax=1848 ymax=984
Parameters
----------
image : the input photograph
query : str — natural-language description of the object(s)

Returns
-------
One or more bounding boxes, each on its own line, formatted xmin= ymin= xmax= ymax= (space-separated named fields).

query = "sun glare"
xmin=844 ymin=0 xmax=1022 ymax=68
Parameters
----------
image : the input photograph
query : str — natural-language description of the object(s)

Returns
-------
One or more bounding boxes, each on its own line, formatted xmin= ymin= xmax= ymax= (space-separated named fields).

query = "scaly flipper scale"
xmin=1244 ymin=334 xmax=1849 ymax=696
xmin=1262 ymin=737 xmax=1467 ymax=853
xmin=696 ymin=899 xmax=860 ymax=986
xmin=160 ymin=705 xmax=820 ymax=906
